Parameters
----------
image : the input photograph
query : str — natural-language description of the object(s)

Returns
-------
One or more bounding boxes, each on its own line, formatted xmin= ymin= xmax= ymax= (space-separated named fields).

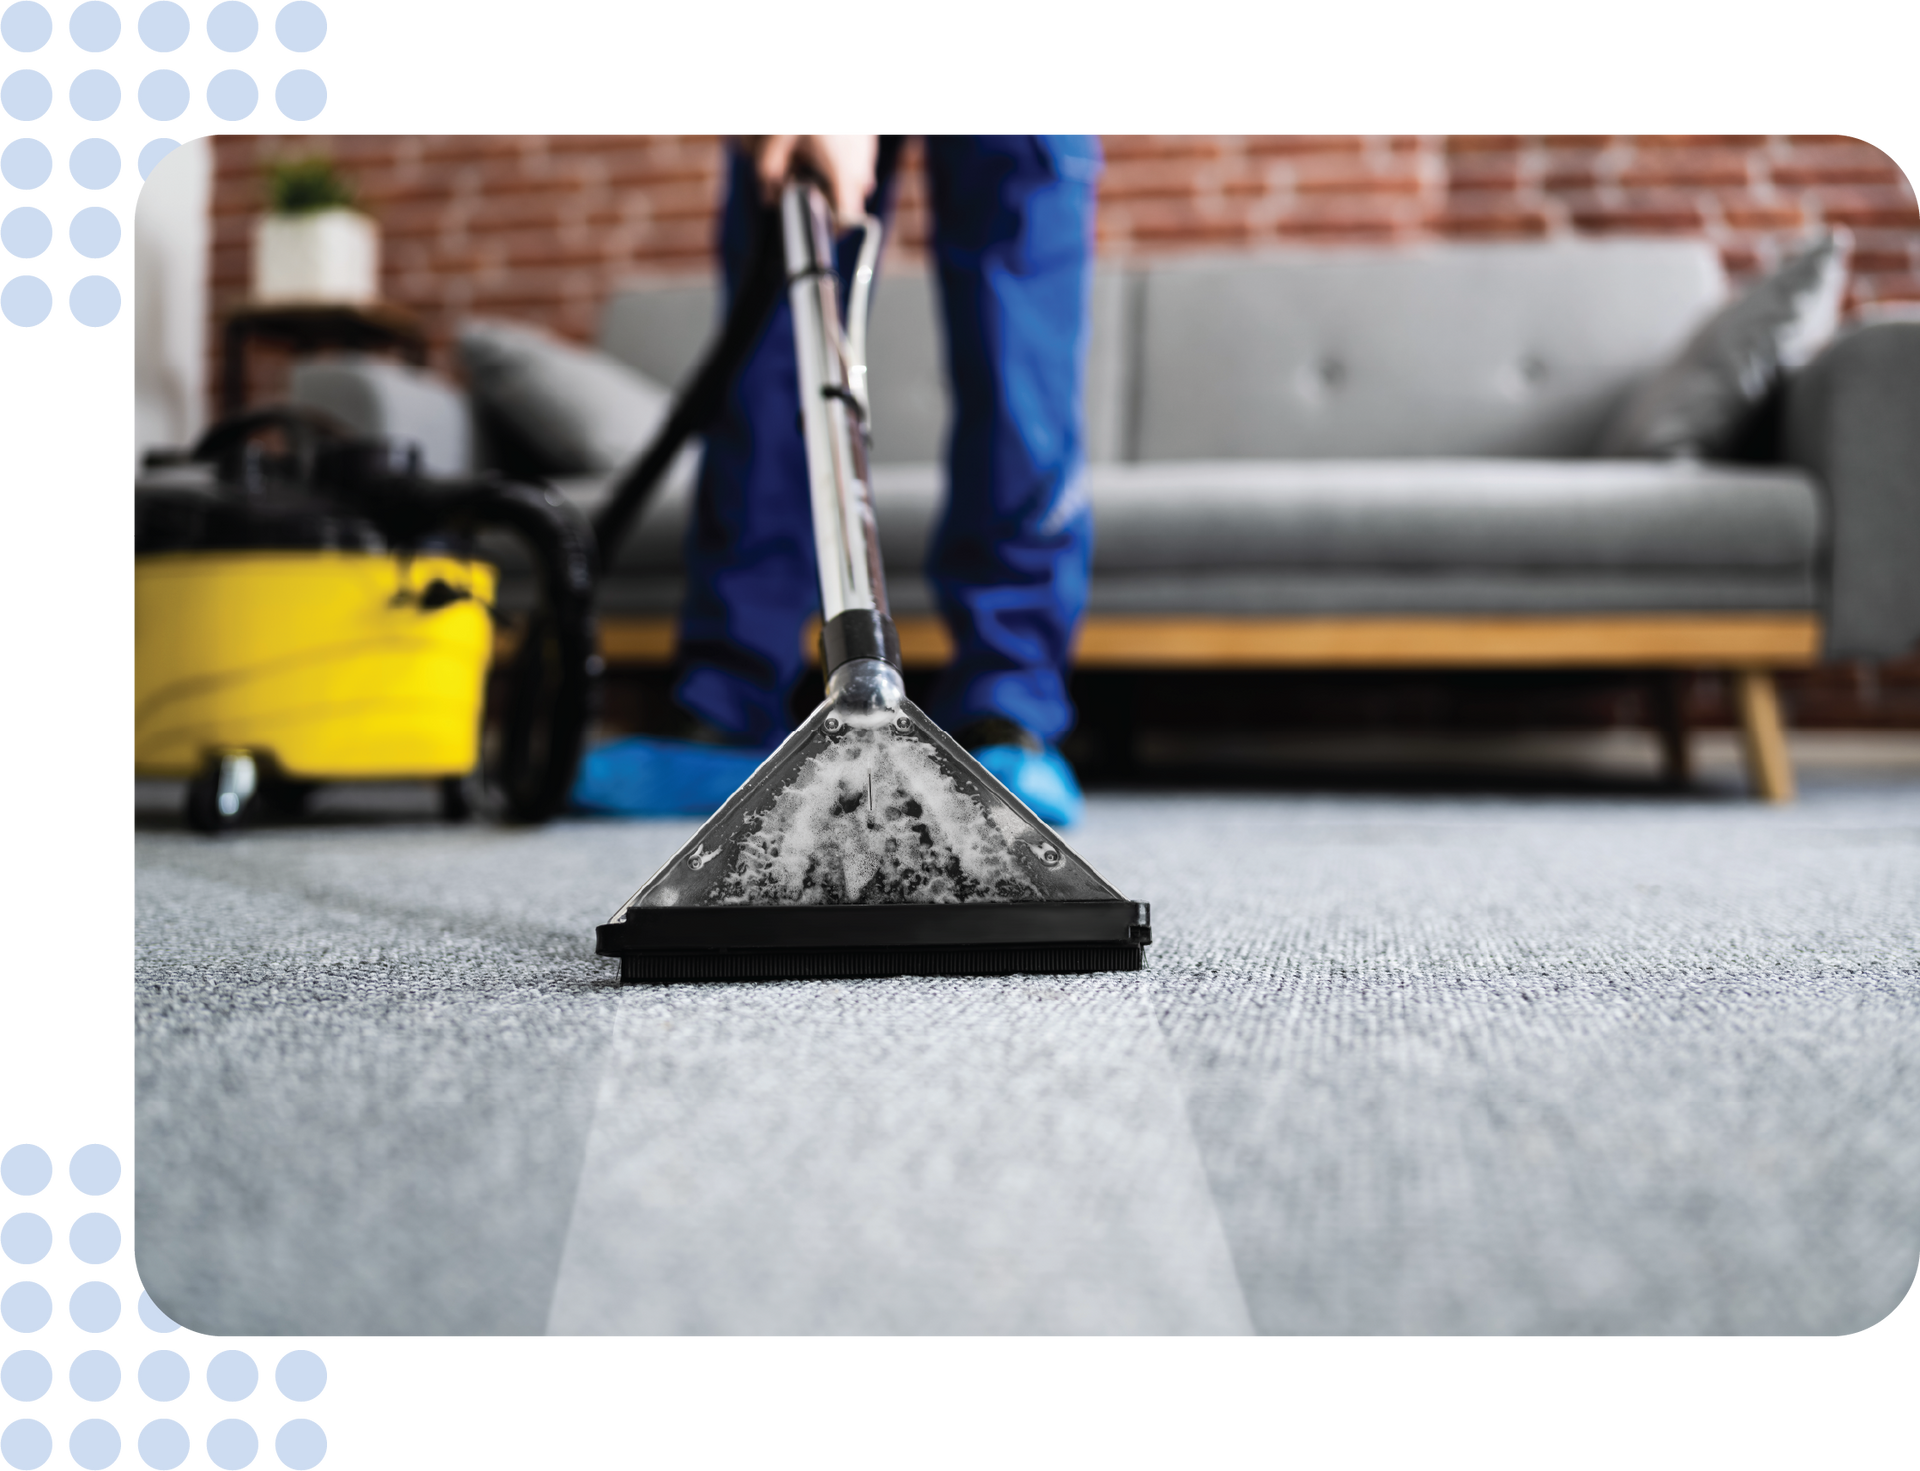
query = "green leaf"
xmin=265 ymin=156 xmax=358 ymax=216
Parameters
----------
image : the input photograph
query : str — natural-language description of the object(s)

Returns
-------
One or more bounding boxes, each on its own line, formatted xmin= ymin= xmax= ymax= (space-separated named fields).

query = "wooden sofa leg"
xmin=1732 ymin=668 xmax=1795 ymax=803
xmin=1652 ymin=672 xmax=1692 ymax=788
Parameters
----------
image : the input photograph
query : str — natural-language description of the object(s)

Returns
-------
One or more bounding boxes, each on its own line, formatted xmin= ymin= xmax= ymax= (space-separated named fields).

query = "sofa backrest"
xmin=600 ymin=237 xmax=1729 ymax=466
xmin=598 ymin=279 xmax=716 ymax=396
xmin=1131 ymin=239 xmax=1727 ymax=460
xmin=599 ymin=267 xmax=1133 ymax=467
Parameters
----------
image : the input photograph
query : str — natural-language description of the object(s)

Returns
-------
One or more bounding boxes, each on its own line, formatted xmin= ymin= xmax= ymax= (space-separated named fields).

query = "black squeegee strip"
xmin=597 ymin=899 xmax=1151 ymax=956
xmin=620 ymin=943 xmax=1145 ymax=982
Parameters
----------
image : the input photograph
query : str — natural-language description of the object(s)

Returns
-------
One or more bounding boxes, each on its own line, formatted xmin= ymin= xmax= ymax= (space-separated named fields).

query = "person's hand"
xmin=747 ymin=136 xmax=879 ymax=227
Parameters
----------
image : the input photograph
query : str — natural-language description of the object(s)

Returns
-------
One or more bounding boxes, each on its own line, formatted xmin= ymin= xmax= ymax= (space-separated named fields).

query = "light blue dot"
xmin=1 ymin=68 xmax=47 ymax=118
xmin=0 ymin=1283 xmax=49 ymax=1331
xmin=67 ymin=1351 xmax=119 ymax=1403
xmin=207 ymin=1351 xmax=256 ymax=1402
xmin=68 ymin=1281 xmax=119 ymax=1332
xmin=272 ymin=1352 xmax=324 ymax=1403
xmin=64 ymin=63 xmax=122 ymax=122
xmin=1 ymin=2 xmax=50 ymax=50
xmin=137 ymin=67 xmax=185 ymax=118
xmin=0 ymin=1352 xmax=50 ymax=1402
xmin=68 ymin=0 xmax=120 ymax=50
xmin=206 ymin=0 xmax=253 ymax=49
xmin=69 ymin=1419 xmax=119 ymax=1471
xmin=65 ymin=189 xmax=116 ymax=242
xmin=0 ymin=207 xmax=47 ymax=256
xmin=0 ymin=138 xmax=49 ymax=188
xmin=272 ymin=66 xmax=320 ymax=120
xmin=0 ymin=1151 xmax=49 ymax=1196
xmin=0 ymin=1218 xmax=47 ymax=1266
xmin=138 ymin=0 xmax=186 ymax=47
xmin=206 ymin=67 xmax=253 ymax=118
xmin=71 ymin=273 xmax=119 ymax=324
xmin=68 ymin=1212 xmax=121 ymax=1262
xmin=1 ymin=1419 xmax=51 ymax=1470
xmin=136 ymin=1351 xmax=187 ymax=1402
xmin=64 ymin=135 xmax=122 ymax=192
xmin=273 ymin=0 xmax=319 ymax=48
xmin=206 ymin=1421 xmax=257 ymax=1470
xmin=133 ymin=1290 xmax=183 ymax=1336
xmin=272 ymin=1421 xmax=323 ymax=1470
xmin=138 ymin=138 xmax=177 ymax=179
xmin=132 ymin=1421 xmax=190 ymax=1471
xmin=69 ymin=1146 xmax=121 ymax=1196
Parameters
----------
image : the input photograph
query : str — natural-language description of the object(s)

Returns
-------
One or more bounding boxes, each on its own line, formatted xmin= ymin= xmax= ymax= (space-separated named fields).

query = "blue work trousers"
xmin=673 ymin=136 xmax=1101 ymax=749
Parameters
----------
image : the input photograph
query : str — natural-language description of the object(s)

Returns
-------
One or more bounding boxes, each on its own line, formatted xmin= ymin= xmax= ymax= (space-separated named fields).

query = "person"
xmin=572 ymin=134 xmax=1102 ymax=827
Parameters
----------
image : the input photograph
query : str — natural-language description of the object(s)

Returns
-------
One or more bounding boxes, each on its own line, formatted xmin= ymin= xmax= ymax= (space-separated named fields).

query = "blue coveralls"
xmin=672 ymin=136 xmax=1103 ymax=750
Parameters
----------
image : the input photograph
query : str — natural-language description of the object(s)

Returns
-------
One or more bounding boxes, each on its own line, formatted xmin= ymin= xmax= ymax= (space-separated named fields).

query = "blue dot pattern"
xmin=0 ymin=1148 xmax=50 ymax=1196
xmin=6 ymin=1143 xmax=334 ymax=1471
xmin=0 ymin=1216 xmax=48 ymax=1264
xmin=0 ymin=1 xmax=330 ymax=330
xmin=69 ymin=208 xmax=121 ymax=259
xmin=0 ymin=207 xmax=48 ymax=257
xmin=68 ymin=1147 xmax=121 ymax=1196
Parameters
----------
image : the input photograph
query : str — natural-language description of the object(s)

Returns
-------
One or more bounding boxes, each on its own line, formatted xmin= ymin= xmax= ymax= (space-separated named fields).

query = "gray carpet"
xmin=134 ymin=778 xmax=1920 ymax=1335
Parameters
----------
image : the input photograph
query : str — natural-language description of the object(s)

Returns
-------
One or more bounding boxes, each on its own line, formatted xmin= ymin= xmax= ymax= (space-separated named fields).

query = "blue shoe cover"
xmin=569 ymin=735 xmax=769 ymax=817
xmin=970 ymin=742 xmax=1085 ymax=828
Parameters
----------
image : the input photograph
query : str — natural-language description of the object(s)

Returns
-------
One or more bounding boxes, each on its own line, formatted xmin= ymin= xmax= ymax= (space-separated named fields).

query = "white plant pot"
xmin=251 ymin=208 xmax=380 ymax=305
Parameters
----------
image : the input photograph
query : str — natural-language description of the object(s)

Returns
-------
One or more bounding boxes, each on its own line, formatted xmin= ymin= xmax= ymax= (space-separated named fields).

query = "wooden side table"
xmin=221 ymin=301 xmax=429 ymax=414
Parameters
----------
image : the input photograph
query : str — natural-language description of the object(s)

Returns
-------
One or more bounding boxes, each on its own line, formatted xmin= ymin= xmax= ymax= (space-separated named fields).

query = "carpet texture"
xmin=134 ymin=780 xmax=1920 ymax=1335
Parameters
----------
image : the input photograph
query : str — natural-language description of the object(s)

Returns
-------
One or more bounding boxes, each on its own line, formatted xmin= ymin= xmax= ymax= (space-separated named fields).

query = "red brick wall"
xmin=209 ymin=134 xmax=1920 ymax=383
xmin=1097 ymin=135 xmax=1918 ymax=296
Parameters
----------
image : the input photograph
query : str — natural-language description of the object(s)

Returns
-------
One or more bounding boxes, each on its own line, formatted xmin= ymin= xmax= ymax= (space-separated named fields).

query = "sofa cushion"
xmin=457 ymin=317 xmax=671 ymax=475
xmin=1132 ymin=240 xmax=1727 ymax=461
xmin=1071 ymin=567 xmax=1815 ymax=615
xmin=570 ymin=456 xmax=1819 ymax=618
xmin=1077 ymin=460 xmax=1819 ymax=570
xmin=1596 ymin=232 xmax=1850 ymax=458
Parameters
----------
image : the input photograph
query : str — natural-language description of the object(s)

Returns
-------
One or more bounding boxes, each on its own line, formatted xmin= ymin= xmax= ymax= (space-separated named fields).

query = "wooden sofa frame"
xmin=595 ymin=610 xmax=1817 ymax=802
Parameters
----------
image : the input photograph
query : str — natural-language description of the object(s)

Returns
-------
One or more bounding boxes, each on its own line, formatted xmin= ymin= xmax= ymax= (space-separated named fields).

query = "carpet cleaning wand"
xmin=595 ymin=180 xmax=1151 ymax=981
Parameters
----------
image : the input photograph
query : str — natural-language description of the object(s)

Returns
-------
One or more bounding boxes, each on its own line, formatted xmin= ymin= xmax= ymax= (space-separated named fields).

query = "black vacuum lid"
xmin=135 ymin=475 xmax=390 ymax=556
xmin=135 ymin=405 xmax=471 ymax=557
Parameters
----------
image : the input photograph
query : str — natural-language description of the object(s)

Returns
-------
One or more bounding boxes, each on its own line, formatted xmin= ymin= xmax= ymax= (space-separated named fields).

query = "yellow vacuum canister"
xmin=136 ymin=406 xmax=599 ymax=830
xmin=135 ymin=550 xmax=497 ymax=786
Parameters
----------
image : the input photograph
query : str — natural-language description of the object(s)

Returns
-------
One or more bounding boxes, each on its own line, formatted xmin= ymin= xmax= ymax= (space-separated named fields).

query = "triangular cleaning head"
xmin=596 ymin=661 xmax=1151 ymax=980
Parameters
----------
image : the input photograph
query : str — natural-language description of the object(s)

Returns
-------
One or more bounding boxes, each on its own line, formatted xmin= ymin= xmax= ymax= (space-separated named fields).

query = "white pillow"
xmin=457 ymin=317 xmax=671 ymax=474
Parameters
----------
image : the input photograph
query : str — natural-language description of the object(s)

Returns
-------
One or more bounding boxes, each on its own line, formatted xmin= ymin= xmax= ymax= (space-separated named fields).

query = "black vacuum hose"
xmin=589 ymin=200 xmax=786 ymax=564
xmin=462 ymin=479 xmax=599 ymax=824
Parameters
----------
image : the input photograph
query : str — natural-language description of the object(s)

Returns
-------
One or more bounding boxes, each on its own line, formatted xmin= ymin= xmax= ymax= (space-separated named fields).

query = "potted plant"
xmin=251 ymin=156 xmax=380 ymax=305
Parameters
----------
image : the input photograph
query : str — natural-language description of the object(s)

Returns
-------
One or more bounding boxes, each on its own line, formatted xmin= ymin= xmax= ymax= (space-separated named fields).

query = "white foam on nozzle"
xmin=719 ymin=726 xmax=1041 ymax=905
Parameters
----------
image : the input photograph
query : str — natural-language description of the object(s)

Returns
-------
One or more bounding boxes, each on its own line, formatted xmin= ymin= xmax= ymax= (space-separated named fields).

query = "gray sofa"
xmin=292 ymin=237 xmax=1920 ymax=796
